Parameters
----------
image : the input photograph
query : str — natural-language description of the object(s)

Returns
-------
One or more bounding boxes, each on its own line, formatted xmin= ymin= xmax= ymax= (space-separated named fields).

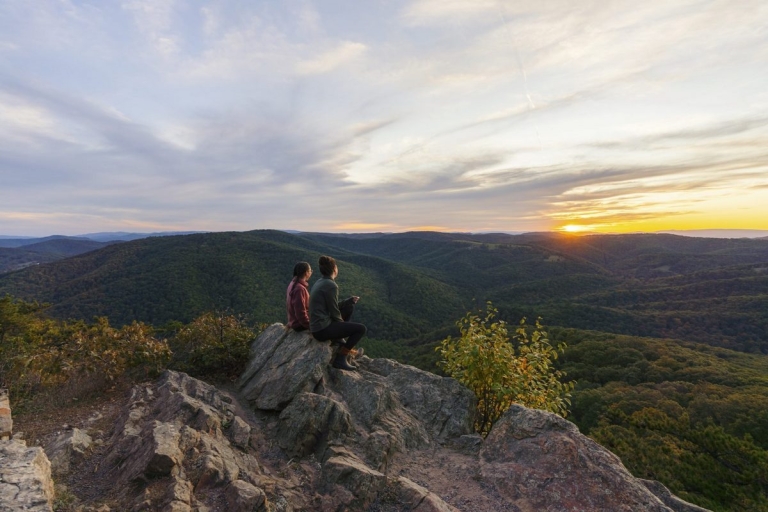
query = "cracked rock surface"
xmin=0 ymin=440 xmax=54 ymax=511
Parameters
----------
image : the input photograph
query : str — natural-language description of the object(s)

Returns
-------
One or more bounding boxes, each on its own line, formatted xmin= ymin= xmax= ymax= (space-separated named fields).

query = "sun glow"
xmin=559 ymin=224 xmax=591 ymax=233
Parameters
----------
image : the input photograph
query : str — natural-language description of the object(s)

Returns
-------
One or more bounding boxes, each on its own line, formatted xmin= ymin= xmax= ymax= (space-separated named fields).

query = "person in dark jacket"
xmin=286 ymin=261 xmax=312 ymax=331
xmin=309 ymin=255 xmax=366 ymax=371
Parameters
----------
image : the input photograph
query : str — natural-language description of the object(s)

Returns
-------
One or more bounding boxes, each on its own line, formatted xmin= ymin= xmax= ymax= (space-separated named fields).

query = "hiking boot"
xmin=332 ymin=352 xmax=357 ymax=371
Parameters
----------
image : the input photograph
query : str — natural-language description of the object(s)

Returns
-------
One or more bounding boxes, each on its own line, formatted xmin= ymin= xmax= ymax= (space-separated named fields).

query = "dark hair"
xmin=318 ymin=255 xmax=337 ymax=277
xmin=293 ymin=261 xmax=311 ymax=278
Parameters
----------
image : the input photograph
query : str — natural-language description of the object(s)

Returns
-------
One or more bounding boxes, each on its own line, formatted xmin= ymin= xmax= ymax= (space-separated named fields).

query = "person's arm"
xmin=296 ymin=286 xmax=310 ymax=329
xmin=327 ymin=281 xmax=343 ymax=322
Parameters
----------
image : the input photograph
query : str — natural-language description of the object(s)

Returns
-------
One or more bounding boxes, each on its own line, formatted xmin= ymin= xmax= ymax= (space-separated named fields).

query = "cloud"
xmin=122 ymin=0 xmax=180 ymax=56
xmin=1 ymin=0 xmax=767 ymax=235
xmin=401 ymin=0 xmax=500 ymax=26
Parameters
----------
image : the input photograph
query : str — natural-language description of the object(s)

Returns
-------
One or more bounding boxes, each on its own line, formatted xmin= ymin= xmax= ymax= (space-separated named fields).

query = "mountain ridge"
xmin=1 ymin=229 xmax=766 ymax=353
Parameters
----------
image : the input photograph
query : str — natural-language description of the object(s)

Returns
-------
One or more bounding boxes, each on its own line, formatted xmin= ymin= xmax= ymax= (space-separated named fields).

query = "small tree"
xmin=437 ymin=302 xmax=574 ymax=436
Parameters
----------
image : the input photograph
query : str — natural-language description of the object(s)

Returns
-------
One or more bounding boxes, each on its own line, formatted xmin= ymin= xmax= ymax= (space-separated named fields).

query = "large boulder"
xmin=480 ymin=404 xmax=707 ymax=512
xmin=234 ymin=325 xmax=483 ymax=510
xmin=240 ymin=326 xmax=476 ymax=456
xmin=239 ymin=325 xmax=332 ymax=410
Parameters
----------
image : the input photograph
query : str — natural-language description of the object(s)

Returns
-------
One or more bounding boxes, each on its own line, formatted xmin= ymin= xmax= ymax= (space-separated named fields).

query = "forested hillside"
xmin=1 ymin=230 xmax=767 ymax=353
xmin=557 ymin=328 xmax=768 ymax=511
xmin=0 ymin=231 xmax=467 ymax=341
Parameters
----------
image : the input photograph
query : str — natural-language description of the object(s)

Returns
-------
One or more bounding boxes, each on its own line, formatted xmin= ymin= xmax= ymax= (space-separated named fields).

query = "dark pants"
xmin=312 ymin=302 xmax=366 ymax=350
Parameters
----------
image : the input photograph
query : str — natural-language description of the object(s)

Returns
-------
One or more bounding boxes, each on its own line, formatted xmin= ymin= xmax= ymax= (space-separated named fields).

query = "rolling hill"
xmin=0 ymin=230 xmax=767 ymax=353
xmin=0 ymin=237 xmax=110 ymax=274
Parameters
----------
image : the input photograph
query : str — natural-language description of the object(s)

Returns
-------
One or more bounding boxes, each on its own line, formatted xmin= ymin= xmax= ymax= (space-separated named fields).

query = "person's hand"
xmin=352 ymin=296 xmax=360 ymax=303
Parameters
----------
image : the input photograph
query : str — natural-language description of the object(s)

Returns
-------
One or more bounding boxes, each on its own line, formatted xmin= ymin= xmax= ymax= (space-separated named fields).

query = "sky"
xmin=1 ymin=0 xmax=767 ymax=237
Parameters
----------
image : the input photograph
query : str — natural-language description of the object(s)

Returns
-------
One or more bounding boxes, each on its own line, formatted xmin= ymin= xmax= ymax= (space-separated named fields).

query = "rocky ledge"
xmin=2 ymin=324 xmax=711 ymax=511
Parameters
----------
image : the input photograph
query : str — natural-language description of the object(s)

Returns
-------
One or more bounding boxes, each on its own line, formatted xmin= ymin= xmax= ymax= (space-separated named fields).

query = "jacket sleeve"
xmin=297 ymin=286 xmax=310 ymax=329
xmin=327 ymin=282 xmax=343 ymax=323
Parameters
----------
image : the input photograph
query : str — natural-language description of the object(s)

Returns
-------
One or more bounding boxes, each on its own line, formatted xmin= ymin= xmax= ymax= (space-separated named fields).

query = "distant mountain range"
xmin=1 ymin=230 xmax=766 ymax=355
xmin=0 ymin=232 xmax=204 ymax=273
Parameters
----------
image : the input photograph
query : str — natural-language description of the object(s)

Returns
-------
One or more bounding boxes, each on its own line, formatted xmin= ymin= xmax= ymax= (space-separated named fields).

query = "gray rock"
xmin=101 ymin=371 xmax=269 ymax=510
xmin=164 ymin=476 xmax=192 ymax=505
xmin=163 ymin=502 xmax=191 ymax=512
xmin=139 ymin=421 xmax=183 ymax=479
xmin=225 ymin=480 xmax=266 ymax=512
xmin=194 ymin=451 xmax=240 ymax=490
xmin=277 ymin=393 xmax=352 ymax=458
xmin=359 ymin=358 xmax=476 ymax=440
xmin=44 ymin=428 xmax=93 ymax=475
xmin=227 ymin=416 xmax=251 ymax=450
xmin=395 ymin=476 xmax=460 ymax=512
xmin=362 ymin=429 xmax=397 ymax=472
xmin=0 ymin=440 xmax=54 ymax=511
xmin=480 ymin=404 xmax=679 ymax=512
xmin=332 ymin=367 xmax=430 ymax=451
xmin=452 ymin=434 xmax=483 ymax=453
xmin=641 ymin=479 xmax=711 ymax=512
xmin=239 ymin=326 xmax=332 ymax=411
xmin=322 ymin=449 xmax=385 ymax=510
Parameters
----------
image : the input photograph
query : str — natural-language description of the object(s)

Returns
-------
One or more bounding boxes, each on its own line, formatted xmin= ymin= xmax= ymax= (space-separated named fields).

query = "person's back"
xmin=309 ymin=275 xmax=340 ymax=333
xmin=308 ymin=255 xmax=366 ymax=371
xmin=286 ymin=262 xmax=311 ymax=331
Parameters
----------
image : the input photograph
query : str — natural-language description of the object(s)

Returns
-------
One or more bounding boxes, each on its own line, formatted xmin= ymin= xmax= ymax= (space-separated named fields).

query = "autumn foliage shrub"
xmin=0 ymin=295 xmax=170 ymax=405
xmin=437 ymin=302 xmax=574 ymax=436
xmin=169 ymin=311 xmax=261 ymax=380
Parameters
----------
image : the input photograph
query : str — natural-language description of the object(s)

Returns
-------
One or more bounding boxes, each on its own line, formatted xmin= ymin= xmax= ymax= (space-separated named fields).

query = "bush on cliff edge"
xmin=437 ymin=301 xmax=574 ymax=436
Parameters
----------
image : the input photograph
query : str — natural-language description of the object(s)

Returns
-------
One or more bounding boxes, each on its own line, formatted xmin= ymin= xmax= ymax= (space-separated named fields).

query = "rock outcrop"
xmin=14 ymin=323 xmax=710 ymax=512
xmin=99 ymin=370 xmax=279 ymax=511
xmin=233 ymin=324 xmax=709 ymax=512
xmin=480 ymin=404 xmax=706 ymax=512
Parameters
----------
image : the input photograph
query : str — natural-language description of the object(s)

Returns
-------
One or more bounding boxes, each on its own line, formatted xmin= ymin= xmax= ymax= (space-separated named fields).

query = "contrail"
xmin=496 ymin=2 xmax=542 ymax=150
xmin=515 ymin=48 xmax=536 ymax=110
